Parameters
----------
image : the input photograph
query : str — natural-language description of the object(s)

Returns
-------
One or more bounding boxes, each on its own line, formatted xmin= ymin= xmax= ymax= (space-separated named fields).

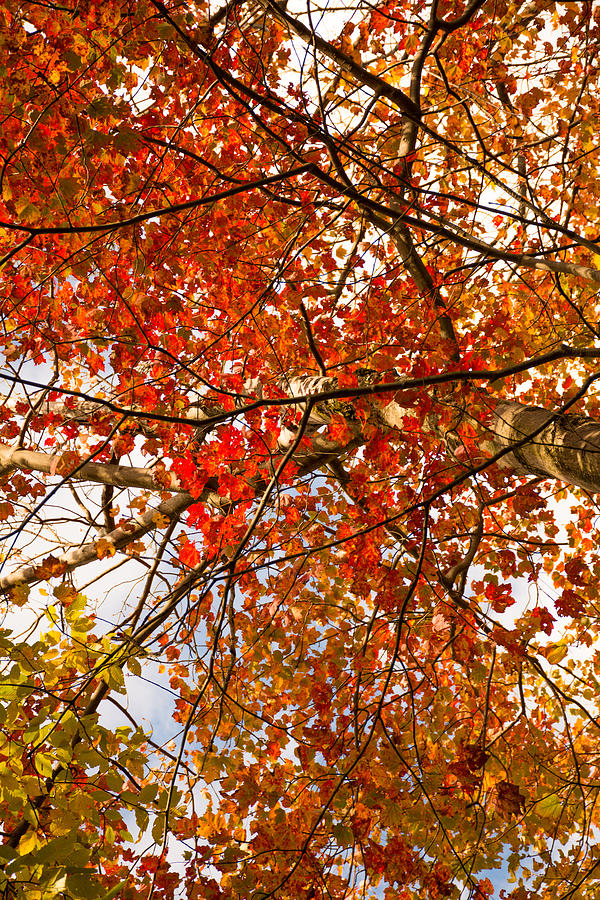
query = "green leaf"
xmin=98 ymin=881 xmax=129 ymax=900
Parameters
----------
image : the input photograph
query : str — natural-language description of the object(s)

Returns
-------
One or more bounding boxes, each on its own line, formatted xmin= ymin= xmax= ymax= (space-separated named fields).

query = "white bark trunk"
xmin=493 ymin=400 xmax=600 ymax=493
xmin=0 ymin=443 xmax=185 ymax=492
xmin=0 ymin=493 xmax=194 ymax=594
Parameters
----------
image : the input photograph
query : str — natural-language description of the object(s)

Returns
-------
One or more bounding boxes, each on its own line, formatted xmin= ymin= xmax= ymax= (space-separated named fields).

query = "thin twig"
xmin=299 ymin=301 xmax=328 ymax=375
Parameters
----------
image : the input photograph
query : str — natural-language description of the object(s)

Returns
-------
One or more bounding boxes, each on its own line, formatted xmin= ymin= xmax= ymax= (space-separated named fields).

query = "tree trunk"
xmin=492 ymin=400 xmax=600 ymax=493
xmin=8 ymin=384 xmax=600 ymax=496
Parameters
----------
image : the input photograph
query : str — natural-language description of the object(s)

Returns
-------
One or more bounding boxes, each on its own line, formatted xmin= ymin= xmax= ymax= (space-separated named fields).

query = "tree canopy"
xmin=2 ymin=0 xmax=600 ymax=897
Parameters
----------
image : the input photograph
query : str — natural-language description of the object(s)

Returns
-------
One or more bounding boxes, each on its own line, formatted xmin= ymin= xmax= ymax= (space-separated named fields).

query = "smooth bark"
xmin=0 ymin=443 xmax=185 ymax=492
xmin=0 ymin=493 xmax=194 ymax=594
xmin=493 ymin=400 xmax=600 ymax=493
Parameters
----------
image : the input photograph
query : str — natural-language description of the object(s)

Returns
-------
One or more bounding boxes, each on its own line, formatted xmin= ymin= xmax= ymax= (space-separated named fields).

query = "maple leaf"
xmin=495 ymin=780 xmax=526 ymax=818
xmin=530 ymin=605 xmax=556 ymax=636
xmin=564 ymin=557 xmax=588 ymax=586
xmin=178 ymin=536 xmax=201 ymax=569
xmin=555 ymin=588 xmax=585 ymax=618
xmin=34 ymin=555 xmax=68 ymax=579
xmin=485 ymin=581 xmax=515 ymax=613
xmin=96 ymin=539 xmax=116 ymax=560
xmin=2 ymin=2 xmax=600 ymax=898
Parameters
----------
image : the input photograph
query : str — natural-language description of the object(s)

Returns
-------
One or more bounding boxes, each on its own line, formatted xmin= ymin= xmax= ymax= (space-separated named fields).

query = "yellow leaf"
xmin=96 ymin=538 xmax=116 ymax=559
xmin=536 ymin=794 xmax=563 ymax=821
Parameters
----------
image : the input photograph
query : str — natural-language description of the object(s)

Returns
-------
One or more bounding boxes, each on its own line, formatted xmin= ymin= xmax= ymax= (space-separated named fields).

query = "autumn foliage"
xmin=2 ymin=0 xmax=600 ymax=898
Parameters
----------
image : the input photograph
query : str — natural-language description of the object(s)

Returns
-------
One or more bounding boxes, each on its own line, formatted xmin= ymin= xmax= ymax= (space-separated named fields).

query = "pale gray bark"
xmin=0 ymin=493 xmax=194 ymax=594
xmin=6 ymin=374 xmax=600 ymax=600
xmin=493 ymin=400 xmax=600 ymax=493
xmin=0 ymin=379 xmax=363 ymax=593
xmin=0 ymin=443 xmax=185 ymax=492
xmin=9 ymin=380 xmax=600 ymax=496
